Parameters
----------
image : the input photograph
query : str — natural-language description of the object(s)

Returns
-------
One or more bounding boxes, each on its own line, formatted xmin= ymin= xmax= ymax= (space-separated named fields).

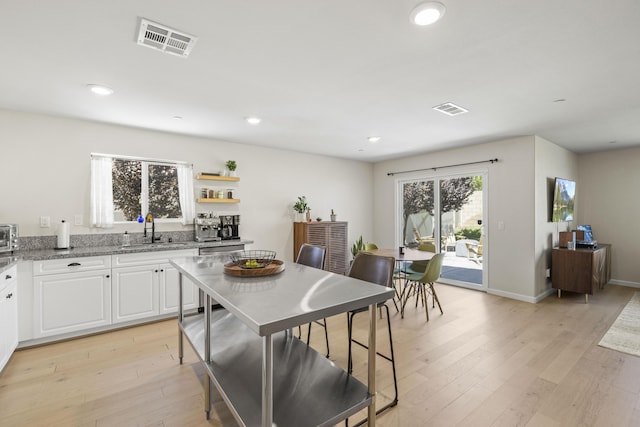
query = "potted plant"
xmin=225 ymin=160 xmax=237 ymax=177
xmin=293 ymin=196 xmax=309 ymax=222
xmin=330 ymin=209 xmax=336 ymax=222
xmin=351 ymin=235 xmax=364 ymax=259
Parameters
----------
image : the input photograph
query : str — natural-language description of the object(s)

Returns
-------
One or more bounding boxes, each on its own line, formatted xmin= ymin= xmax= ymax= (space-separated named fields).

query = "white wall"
xmin=373 ymin=136 xmax=539 ymax=301
xmin=0 ymin=109 xmax=373 ymax=262
xmin=578 ymin=147 xmax=640 ymax=286
xmin=534 ymin=136 xmax=578 ymax=297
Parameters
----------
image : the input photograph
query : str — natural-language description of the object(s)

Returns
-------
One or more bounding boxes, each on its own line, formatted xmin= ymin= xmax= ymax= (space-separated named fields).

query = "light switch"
xmin=74 ymin=214 xmax=83 ymax=226
xmin=498 ymin=221 xmax=505 ymax=230
xmin=40 ymin=216 xmax=50 ymax=228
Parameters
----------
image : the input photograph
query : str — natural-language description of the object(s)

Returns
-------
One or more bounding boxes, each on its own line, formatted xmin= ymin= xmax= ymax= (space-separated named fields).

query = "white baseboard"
xmin=608 ymin=279 xmax=640 ymax=289
xmin=486 ymin=288 xmax=546 ymax=304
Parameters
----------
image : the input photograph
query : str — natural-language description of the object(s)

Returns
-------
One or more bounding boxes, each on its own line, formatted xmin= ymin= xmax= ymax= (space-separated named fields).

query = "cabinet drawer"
xmin=33 ymin=255 xmax=111 ymax=276
xmin=1 ymin=265 xmax=17 ymax=289
xmin=112 ymin=249 xmax=197 ymax=267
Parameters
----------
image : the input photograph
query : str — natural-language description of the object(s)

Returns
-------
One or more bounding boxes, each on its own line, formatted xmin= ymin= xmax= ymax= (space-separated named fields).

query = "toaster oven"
xmin=0 ymin=224 xmax=18 ymax=253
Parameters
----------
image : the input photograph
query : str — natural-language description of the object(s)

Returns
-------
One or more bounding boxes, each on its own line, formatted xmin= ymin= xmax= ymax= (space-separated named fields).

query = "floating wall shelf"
xmin=196 ymin=174 xmax=240 ymax=182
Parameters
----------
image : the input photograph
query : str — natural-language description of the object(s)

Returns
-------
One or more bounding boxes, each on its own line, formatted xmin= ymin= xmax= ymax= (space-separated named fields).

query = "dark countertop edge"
xmin=13 ymin=240 xmax=253 ymax=261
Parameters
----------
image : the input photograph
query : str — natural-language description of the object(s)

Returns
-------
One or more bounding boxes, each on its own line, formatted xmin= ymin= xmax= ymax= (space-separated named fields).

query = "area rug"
xmin=599 ymin=292 xmax=640 ymax=357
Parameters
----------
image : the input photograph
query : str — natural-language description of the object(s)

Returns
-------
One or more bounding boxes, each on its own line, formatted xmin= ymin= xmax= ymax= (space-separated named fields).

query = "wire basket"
xmin=229 ymin=250 xmax=277 ymax=269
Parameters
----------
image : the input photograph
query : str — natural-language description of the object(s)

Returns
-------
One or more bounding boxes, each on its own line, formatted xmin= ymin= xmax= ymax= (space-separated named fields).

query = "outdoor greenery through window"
xmin=112 ymin=159 xmax=182 ymax=222
xmin=401 ymin=176 xmax=482 ymax=249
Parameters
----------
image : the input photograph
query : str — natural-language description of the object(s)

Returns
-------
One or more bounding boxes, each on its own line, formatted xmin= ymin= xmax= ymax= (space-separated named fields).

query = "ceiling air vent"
xmin=137 ymin=18 xmax=197 ymax=58
xmin=433 ymin=102 xmax=469 ymax=116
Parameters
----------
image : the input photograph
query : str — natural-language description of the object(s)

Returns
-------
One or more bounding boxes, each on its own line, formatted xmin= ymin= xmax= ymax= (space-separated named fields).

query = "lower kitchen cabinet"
xmin=1 ymin=265 xmax=18 ymax=372
xmin=111 ymin=265 xmax=158 ymax=323
xmin=159 ymin=262 xmax=198 ymax=314
xmin=34 ymin=268 xmax=112 ymax=338
xmin=23 ymin=249 xmax=198 ymax=344
xmin=111 ymin=250 xmax=198 ymax=324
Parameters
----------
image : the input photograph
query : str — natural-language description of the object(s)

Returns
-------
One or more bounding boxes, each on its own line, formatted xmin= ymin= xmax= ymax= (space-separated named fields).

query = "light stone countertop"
xmin=14 ymin=239 xmax=253 ymax=261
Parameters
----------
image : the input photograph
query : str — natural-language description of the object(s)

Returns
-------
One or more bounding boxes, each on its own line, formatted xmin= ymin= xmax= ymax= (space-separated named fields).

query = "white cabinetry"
xmin=33 ymin=256 xmax=111 ymax=338
xmin=111 ymin=250 xmax=198 ymax=323
xmin=1 ymin=265 xmax=18 ymax=372
xmin=111 ymin=265 xmax=158 ymax=323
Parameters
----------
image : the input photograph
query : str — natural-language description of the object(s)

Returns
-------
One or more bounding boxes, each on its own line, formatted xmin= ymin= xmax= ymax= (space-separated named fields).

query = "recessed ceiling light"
xmin=609 ymin=140 xmax=617 ymax=144
xmin=553 ymin=98 xmax=567 ymax=103
xmin=173 ymin=116 xmax=183 ymax=120
xmin=245 ymin=116 xmax=261 ymax=125
xmin=368 ymin=136 xmax=381 ymax=143
xmin=87 ymin=84 xmax=114 ymax=96
xmin=410 ymin=2 xmax=446 ymax=26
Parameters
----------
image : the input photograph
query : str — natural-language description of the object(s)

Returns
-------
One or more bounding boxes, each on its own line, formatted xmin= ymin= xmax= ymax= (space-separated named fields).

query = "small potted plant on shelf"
xmin=225 ymin=160 xmax=237 ymax=177
xmin=293 ymin=196 xmax=309 ymax=222
xmin=330 ymin=209 xmax=336 ymax=222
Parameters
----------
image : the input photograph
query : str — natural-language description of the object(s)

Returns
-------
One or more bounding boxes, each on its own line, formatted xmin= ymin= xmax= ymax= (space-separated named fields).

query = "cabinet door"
xmin=158 ymin=262 xmax=198 ymax=314
xmin=34 ymin=270 xmax=111 ymax=338
xmin=112 ymin=266 xmax=159 ymax=323
xmin=0 ymin=285 xmax=8 ymax=370
xmin=1 ymin=280 xmax=18 ymax=371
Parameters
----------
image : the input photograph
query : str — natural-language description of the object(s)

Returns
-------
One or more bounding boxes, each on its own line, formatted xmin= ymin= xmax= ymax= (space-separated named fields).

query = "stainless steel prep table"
xmin=171 ymin=255 xmax=395 ymax=427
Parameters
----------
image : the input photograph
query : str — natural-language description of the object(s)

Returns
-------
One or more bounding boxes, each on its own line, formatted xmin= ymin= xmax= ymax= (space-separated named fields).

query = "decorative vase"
xmin=229 ymin=170 xmax=237 ymax=177
xmin=306 ymin=211 xmax=311 ymax=222
xmin=330 ymin=214 xmax=336 ymax=222
xmin=295 ymin=212 xmax=304 ymax=222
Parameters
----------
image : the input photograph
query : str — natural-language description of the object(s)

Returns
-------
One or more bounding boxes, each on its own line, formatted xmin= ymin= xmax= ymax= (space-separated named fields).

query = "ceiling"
xmin=2 ymin=1 xmax=640 ymax=162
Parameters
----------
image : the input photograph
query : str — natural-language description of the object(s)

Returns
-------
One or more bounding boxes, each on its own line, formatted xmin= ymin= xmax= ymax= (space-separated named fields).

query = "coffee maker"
xmin=219 ymin=215 xmax=240 ymax=240
xmin=232 ymin=215 xmax=240 ymax=239
xmin=194 ymin=213 xmax=221 ymax=242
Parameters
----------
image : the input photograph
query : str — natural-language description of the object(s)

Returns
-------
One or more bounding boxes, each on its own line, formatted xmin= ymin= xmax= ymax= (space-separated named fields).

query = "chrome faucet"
xmin=143 ymin=213 xmax=155 ymax=243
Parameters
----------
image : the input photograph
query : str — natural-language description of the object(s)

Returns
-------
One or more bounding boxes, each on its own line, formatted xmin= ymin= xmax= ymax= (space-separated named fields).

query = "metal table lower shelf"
xmin=180 ymin=311 xmax=371 ymax=427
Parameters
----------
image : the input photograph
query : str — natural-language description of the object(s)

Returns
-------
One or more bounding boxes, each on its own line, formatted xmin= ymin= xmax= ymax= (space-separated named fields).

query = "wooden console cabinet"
xmin=552 ymin=244 xmax=611 ymax=303
xmin=293 ymin=221 xmax=348 ymax=274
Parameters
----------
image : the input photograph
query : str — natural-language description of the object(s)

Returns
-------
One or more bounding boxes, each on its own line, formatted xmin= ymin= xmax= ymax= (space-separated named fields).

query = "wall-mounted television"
xmin=552 ymin=177 xmax=576 ymax=222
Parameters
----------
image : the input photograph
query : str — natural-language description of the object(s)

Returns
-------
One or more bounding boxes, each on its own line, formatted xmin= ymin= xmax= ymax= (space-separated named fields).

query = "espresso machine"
xmin=194 ymin=213 xmax=221 ymax=242
xmin=219 ymin=215 xmax=240 ymax=240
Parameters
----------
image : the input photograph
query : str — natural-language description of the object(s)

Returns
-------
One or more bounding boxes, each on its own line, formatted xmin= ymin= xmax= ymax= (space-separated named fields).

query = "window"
xmin=90 ymin=153 xmax=194 ymax=227
xmin=112 ymin=159 xmax=182 ymax=222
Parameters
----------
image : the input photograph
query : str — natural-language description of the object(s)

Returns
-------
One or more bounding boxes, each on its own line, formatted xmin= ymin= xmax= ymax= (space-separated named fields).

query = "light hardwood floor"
xmin=2 ymin=283 xmax=640 ymax=427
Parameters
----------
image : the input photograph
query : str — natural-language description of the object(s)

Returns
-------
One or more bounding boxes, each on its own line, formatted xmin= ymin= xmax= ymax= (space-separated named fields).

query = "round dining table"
xmin=364 ymin=247 xmax=435 ymax=263
xmin=363 ymin=247 xmax=435 ymax=317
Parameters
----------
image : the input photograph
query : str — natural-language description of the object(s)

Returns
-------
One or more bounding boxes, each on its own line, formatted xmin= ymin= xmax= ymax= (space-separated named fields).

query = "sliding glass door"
xmin=399 ymin=173 xmax=486 ymax=289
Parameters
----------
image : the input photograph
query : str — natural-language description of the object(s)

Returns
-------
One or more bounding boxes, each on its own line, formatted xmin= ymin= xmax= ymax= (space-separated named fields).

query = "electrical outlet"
xmin=74 ymin=214 xmax=83 ymax=226
xmin=40 ymin=216 xmax=50 ymax=228
xmin=546 ymin=268 xmax=551 ymax=278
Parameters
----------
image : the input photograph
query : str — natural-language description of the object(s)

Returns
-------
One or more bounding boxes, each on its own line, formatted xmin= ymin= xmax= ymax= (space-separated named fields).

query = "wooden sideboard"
xmin=551 ymin=243 xmax=611 ymax=303
xmin=293 ymin=221 xmax=348 ymax=275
